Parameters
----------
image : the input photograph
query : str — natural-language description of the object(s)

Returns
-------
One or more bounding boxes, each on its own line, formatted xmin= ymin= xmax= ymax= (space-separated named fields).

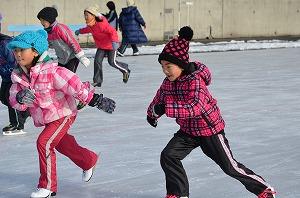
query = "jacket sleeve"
xmin=9 ymin=72 xmax=28 ymax=111
xmin=134 ymin=9 xmax=146 ymax=26
xmin=164 ymin=78 xmax=212 ymax=119
xmin=53 ymin=67 xmax=95 ymax=104
xmin=57 ymin=24 xmax=82 ymax=54
xmin=147 ymin=82 xmax=165 ymax=118
xmin=79 ymin=26 xmax=92 ymax=34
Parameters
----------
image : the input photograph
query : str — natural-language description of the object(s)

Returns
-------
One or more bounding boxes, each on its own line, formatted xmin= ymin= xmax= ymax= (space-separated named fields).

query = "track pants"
xmin=37 ymin=115 xmax=98 ymax=192
xmin=160 ymin=130 xmax=270 ymax=197
xmin=93 ymin=49 xmax=129 ymax=85
xmin=0 ymin=81 xmax=29 ymax=129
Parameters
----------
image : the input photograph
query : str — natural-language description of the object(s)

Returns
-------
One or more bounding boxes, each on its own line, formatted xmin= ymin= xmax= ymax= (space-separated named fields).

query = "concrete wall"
xmin=1 ymin=0 xmax=300 ymax=41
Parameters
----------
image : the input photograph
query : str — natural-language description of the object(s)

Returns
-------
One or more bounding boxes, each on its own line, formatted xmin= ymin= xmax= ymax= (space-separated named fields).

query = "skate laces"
xmin=258 ymin=187 xmax=276 ymax=198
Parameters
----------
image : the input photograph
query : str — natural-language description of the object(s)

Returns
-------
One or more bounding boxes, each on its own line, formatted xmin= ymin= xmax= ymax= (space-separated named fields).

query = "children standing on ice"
xmin=146 ymin=26 xmax=276 ymax=198
xmin=8 ymin=30 xmax=116 ymax=198
xmin=0 ymin=33 xmax=29 ymax=135
xmin=75 ymin=5 xmax=130 ymax=87
xmin=37 ymin=6 xmax=90 ymax=72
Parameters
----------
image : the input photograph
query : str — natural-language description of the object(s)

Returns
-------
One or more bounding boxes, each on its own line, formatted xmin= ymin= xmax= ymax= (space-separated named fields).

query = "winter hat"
xmin=127 ymin=0 xmax=135 ymax=7
xmin=158 ymin=26 xmax=194 ymax=70
xmin=106 ymin=1 xmax=116 ymax=11
xmin=85 ymin=5 xmax=100 ymax=16
xmin=7 ymin=30 xmax=48 ymax=55
xmin=37 ymin=7 xmax=58 ymax=24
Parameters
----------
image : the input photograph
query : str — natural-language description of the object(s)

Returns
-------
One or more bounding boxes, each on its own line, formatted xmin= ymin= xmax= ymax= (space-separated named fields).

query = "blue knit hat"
xmin=7 ymin=30 xmax=48 ymax=55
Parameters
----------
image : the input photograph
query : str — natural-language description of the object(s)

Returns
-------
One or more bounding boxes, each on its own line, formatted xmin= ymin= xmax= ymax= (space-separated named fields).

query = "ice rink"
xmin=0 ymin=47 xmax=300 ymax=197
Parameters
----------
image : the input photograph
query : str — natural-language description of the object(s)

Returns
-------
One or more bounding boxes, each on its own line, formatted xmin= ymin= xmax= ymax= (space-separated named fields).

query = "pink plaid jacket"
xmin=9 ymin=56 xmax=94 ymax=127
xmin=147 ymin=61 xmax=225 ymax=136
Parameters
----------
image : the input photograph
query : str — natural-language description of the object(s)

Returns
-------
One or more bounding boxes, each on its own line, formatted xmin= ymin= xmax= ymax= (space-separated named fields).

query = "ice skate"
xmin=122 ymin=69 xmax=131 ymax=83
xmin=165 ymin=195 xmax=188 ymax=198
xmin=30 ymin=188 xmax=56 ymax=198
xmin=258 ymin=186 xmax=276 ymax=198
xmin=82 ymin=154 xmax=99 ymax=182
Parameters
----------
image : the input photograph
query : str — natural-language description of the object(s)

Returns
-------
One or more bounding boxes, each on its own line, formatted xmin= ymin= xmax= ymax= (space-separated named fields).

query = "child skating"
xmin=146 ymin=26 xmax=276 ymax=198
xmin=37 ymin=6 xmax=90 ymax=72
xmin=75 ymin=5 xmax=130 ymax=87
xmin=0 ymin=33 xmax=29 ymax=135
xmin=8 ymin=30 xmax=116 ymax=198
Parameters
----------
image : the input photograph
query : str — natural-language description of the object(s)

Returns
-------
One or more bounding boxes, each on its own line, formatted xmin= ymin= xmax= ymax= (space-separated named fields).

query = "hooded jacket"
xmin=9 ymin=52 xmax=94 ymax=127
xmin=147 ymin=61 xmax=225 ymax=136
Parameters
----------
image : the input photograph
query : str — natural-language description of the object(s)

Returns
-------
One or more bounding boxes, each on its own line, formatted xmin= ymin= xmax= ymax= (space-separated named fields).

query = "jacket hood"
xmin=177 ymin=61 xmax=211 ymax=86
xmin=122 ymin=6 xmax=137 ymax=13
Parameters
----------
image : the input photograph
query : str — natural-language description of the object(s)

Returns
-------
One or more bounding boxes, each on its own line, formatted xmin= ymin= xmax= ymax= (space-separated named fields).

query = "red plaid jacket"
xmin=147 ymin=61 xmax=225 ymax=136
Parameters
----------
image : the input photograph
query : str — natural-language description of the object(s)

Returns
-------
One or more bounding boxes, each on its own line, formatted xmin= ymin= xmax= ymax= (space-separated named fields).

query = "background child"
xmin=103 ymin=1 xmax=118 ymax=31
xmin=146 ymin=26 xmax=276 ymax=198
xmin=117 ymin=0 xmax=147 ymax=56
xmin=8 ymin=30 xmax=116 ymax=198
xmin=37 ymin=6 xmax=90 ymax=72
xmin=75 ymin=5 xmax=130 ymax=87
xmin=0 ymin=33 xmax=29 ymax=135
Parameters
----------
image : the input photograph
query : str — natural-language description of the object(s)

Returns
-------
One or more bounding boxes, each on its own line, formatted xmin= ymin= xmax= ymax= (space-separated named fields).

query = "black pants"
xmin=160 ymin=130 xmax=269 ymax=197
xmin=118 ymin=43 xmax=139 ymax=54
xmin=58 ymin=58 xmax=80 ymax=73
xmin=0 ymin=81 xmax=29 ymax=129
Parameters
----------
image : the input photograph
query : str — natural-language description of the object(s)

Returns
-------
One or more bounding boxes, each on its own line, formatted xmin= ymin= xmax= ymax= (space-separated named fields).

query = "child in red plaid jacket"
xmin=146 ymin=26 xmax=276 ymax=198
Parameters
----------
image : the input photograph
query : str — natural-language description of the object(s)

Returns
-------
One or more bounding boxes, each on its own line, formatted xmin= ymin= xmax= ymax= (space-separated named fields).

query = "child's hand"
xmin=112 ymin=42 xmax=120 ymax=51
xmin=153 ymin=104 xmax=165 ymax=117
xmin=147 ymin=115 xmax=157 ymax=128
xmin=75 ymin=51 xmax=90 ymax=67
xmin=75 ymin=30 xmax=80 ymax=36
xmin=88 ymin=93 xmax=116 ymax=113
xmin=16 ymin=88 xmax=35 ymax=105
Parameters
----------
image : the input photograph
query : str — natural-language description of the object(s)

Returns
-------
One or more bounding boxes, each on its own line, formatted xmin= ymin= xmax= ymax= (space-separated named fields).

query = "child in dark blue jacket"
xmin=0 ymin=33 xmax=29 ymax=135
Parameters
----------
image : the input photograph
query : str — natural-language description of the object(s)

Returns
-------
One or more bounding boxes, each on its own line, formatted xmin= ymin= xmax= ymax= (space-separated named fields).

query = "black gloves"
xmin=89 ymin=93 xmax=116 ymax=113
xmin=16 ymin=88 xmax=35 ymax=105
xmin=153 ymin=104 xmax=165 ymax=116
xmin=147 ymin=115 xmax=157 ymax=128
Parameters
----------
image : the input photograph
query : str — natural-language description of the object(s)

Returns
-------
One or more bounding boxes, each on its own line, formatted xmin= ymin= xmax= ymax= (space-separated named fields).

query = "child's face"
xmin=13 ymin=48 xmax=39 ymax=69
xmin=84 ymin=11 xmax=95 ymax=23
xmin=161 ymin=60 xmax=183 ymax=81
xmin=39 ymin=18 xmax=51 ymax=28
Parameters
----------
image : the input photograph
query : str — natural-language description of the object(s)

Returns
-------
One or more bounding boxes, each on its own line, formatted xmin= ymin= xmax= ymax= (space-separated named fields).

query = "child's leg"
xmin=118 ymin=42 xmax=128 ymax=54
xmin=56 ymin=133 xmax=98 ymax=171
xmin=107 ymin=50 xmax=129 ymax=73
xmin=93 ymin=49 xmax=105 ymax=85
xmin=199 ymin=131 xmax=270 ymax=195
xmin=131 ymin=44 xmax=139 ymax=53
xmin=58 ymin=58 xmax=80 ymax=73
xmin=160 ymin=131 xmax=199 ymax=197
xmin=36 ymin=116 xmax=74 ymax=192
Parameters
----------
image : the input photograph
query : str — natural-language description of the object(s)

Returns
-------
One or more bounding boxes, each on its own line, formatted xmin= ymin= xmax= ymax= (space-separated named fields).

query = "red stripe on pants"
xmin=37 ymin=115 xmax=98 ymax=192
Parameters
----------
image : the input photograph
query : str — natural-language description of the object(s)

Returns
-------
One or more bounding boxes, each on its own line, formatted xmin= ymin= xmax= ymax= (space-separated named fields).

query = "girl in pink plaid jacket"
xmin=8 ymin=30 xmax=116 ymax=198
xmin=147 ymin=26 xmax=276 ymax=198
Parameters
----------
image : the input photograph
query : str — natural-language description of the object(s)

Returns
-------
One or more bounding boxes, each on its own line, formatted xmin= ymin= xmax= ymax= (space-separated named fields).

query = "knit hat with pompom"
xmin=158 ymin=26 xmax=193 ymax=70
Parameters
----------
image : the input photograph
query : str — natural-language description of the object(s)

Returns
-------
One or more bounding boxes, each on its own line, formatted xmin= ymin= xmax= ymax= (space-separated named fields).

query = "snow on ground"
xmin=0 ymin=47 xmax=300 ymax=197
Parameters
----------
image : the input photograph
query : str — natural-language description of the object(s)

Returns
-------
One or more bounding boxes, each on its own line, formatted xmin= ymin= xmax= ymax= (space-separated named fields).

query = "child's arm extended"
xmin=164 ymin=78 xmax=211 ymax=119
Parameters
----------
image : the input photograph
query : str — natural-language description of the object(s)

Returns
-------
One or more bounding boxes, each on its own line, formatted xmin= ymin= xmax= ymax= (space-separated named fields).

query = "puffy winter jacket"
xmin=119 ymin=6 xmax=147 ymax=44
xmin=9 ymin=52 xmax=94 ymax=127
xmin=0 ymin=34 xmax=16 ymax=82
xmin=147 ymin=61 xmax=225 ymax=136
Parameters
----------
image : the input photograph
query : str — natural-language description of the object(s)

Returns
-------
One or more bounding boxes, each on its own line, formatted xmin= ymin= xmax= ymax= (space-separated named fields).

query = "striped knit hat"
xmin=158 ymin=26 xmax=193 ymax=70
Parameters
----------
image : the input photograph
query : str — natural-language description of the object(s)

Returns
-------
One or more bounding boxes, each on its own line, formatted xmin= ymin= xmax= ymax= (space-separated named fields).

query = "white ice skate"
xmin=82 ymin=154 xmax=99 ymax=182
xmin=2 ymin=129 xmax=27 ymax=136
xmin=30 ymin=188 xmax=56 ymax=198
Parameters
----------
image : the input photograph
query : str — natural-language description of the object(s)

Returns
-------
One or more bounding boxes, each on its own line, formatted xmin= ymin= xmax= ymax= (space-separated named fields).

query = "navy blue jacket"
xmin=119 ymin=6 xmax=147 ymax=44
xmin=0 ymin=34 xmax=16 ymax=82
